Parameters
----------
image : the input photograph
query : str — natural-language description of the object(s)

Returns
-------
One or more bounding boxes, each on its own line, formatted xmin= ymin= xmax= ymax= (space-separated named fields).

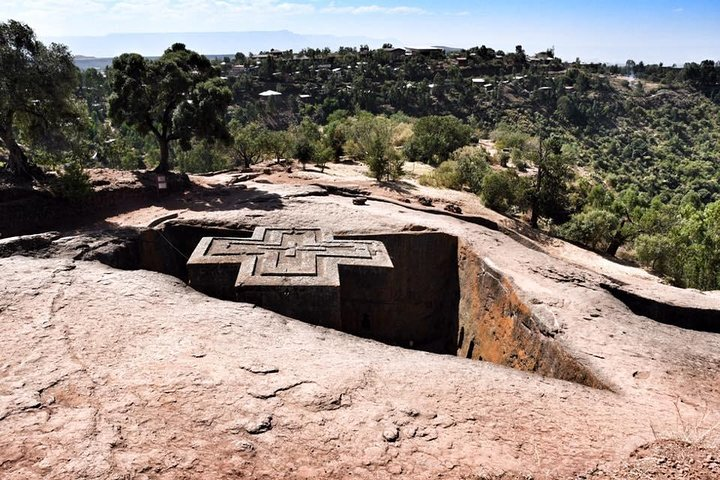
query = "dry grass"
xmin=650 ymin=399 xmax=720 ymax=448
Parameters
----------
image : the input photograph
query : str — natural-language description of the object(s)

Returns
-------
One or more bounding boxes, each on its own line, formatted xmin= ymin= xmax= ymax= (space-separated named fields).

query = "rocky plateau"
xmin=0 ymin=163 xmax=719 ymax=479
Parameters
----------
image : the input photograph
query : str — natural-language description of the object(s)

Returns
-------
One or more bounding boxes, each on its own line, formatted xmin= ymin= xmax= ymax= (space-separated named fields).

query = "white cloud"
xmin=1 ymin=0 xmax=319 ymax=35
xmin=1 ymin=0 xmax=431 ymax=37
xmin=320 ymin=4 xmax=427 ymax=15
xmin=444 ymin=10 xmax=470 ymax=17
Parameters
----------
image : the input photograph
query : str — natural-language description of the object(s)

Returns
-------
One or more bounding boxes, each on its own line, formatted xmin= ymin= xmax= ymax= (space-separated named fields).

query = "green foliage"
xmin=314 ymin=144 xmax=333 ymax=172
xmin=453 ymin=146 xmax=491 ymax=192
xmin=265 ymin=130 xmax=292 ymax=163
xmin=345 ymin=113 xmax=403 ymax=181
xmin=292 ymin=117 xmax=322 ymax=170
xmin=558 ymin=208 xmax=620 ymax=250
xmin=556 ymin=95 xmax=586 ymax=126
xmin=0 ymin=20 xmax=79 ymax=178
xmin=492 ymin=128 xmax=532 ymax=151
xmin=418 ymin=136 xmax=491 ymax=193
xmin=53 ymin=162 xmax=93 ymax=202
xmin=108 ymin=43 xmax=232 ymax=172
xmin=28 ymin=98 xmax=94 ymax=169
xmin=230 ymin=121 xmax=269 ymax=168
xmin=529 ymin=141 xmax=575 ymax=225
xmin=482 ymin=170 xmax=529 ymax=214
xmin=634 ymin=201 xmax=720 ymax=289
xmin=419 ymin=160 xmax=462 ymax=189
xmin=175 ymin=140 xmax=231 ymax=173
xmin=294 ymin=140 xmax=315 ymax=168
xmin=404 ymin=115 xmax=472 ymax=166
xmin=324 ymin=119 xmax=347 ymax=161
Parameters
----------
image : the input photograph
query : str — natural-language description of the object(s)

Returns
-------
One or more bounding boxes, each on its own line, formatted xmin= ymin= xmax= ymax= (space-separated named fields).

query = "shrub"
xmin=452 ymin=146 xmax=490 ymax=193
xmin=391 ymin=121 xmax=414 ymax=147
xmin=345 ymin=113 xmax=403 ymax=181
xmin=482 ymin=169 xmax=529 ymax=214
xmin=54 ymin=161 xmax=93 ymax=202
xmin=558 ymin=208 xmax=620 ymax=250
xmin=419 ymin=160 xmax=462 ymax=189
xmin=314 ymin=144 xmax=333 ymax=172
xmin=404 ymin=115 xmax=472 ymax=166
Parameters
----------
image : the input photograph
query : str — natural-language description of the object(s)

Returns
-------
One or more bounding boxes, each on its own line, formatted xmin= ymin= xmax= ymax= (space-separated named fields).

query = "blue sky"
xmin=2 ymin=0 xmax=718 ymax=64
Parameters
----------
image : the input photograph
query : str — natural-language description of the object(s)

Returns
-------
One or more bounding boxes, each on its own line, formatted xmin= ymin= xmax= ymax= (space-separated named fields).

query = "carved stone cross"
xmin=187 ymin=227 xmax=393 ymax=327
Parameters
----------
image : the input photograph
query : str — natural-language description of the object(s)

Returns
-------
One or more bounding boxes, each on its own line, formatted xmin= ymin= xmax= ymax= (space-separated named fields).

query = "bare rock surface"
xmin=1 ymin=164 xmax=720 ymax=479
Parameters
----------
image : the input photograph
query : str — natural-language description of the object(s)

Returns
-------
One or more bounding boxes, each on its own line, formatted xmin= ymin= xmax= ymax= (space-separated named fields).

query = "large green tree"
xmin=405 ymin=115 xmax=472 ymax=166
xmin=0 ymin=20 xmax=78 ymax=178
xmin=108 ymin=43 xmax=232 ymax=173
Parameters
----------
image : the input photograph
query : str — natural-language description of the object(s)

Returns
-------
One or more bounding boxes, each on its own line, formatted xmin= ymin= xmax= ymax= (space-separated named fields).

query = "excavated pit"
xmin=119 ymin=221 xmax=606 ymax=389
xmin=602 ymin=283 xmax=720 ymax=334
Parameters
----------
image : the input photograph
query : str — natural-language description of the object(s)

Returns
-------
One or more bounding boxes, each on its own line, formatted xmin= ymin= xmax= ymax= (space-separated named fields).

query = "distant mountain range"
xmin=44 ymin=30 xmax=400 ymax=60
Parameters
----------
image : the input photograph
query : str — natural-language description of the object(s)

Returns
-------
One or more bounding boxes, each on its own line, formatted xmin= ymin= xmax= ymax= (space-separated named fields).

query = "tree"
xmin=482 ymin=170 xmax=529 ymax=214
xmin=108 ymin=43 xmax=232 ymax=173
xmin=230 ymin=121 xmax=269 ymax=168
xmin=345 ymin=113 xmax=402 ymax=181
xmin=528 ymin=136 xmax=574 ymax=228
xmin=558 ymin=208 xmax=621 ymax=250
xmin=324 ymin=119 xmax=348 ymax=161
xmin=314 ymin=144 xmax=333 ymax=173
xmin=405 ymin=115 xmax=472 ymax=166
xmin=292 ymin=117 xmax=322 ymax=170
xmin=174 ymin=139 xmax=231 ymax=173
xmin=452 ymin=146 xmax=491 ymax=193
xmin=0 ymin=20 xmax=78 ymax=178
xmin=265 ymin=130 xmax=292 ymax=163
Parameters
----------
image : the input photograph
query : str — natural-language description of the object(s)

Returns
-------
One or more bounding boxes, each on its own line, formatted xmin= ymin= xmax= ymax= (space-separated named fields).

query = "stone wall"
xmin=338 ymin=232 xmax=460 ymax=354
xmin=457 ymin=242 xmax=608 ymax=389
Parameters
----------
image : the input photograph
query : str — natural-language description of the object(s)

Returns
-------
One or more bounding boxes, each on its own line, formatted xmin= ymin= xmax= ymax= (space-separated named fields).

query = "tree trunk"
xmin=606 ymin=219 xmax=627 ymax=256
xmin=529 ymin=167 xmax=542 ymax=229
xmin=0 ymin=124 xmax=32 ymax=180
xmin=156 ymin=137 xmax=170 ymax=173
xmin=529 ymin=201 xmax=540 ymax=229
xmin=529 ymin=142 xmax=544 ymax=229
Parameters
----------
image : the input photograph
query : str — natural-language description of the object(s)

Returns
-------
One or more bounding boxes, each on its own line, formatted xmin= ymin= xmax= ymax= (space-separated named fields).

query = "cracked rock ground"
xmin=1 ymin=165 xmax=719 ymax=479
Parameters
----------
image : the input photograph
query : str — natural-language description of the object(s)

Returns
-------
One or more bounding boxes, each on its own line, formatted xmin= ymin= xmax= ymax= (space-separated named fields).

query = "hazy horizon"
xmin=3 ymin=0 xmax=719 ymax=65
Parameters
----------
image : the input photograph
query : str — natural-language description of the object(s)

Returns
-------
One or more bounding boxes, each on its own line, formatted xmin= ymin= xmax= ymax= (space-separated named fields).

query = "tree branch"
xmin=146 ymin=119 xmax=162 ymax=140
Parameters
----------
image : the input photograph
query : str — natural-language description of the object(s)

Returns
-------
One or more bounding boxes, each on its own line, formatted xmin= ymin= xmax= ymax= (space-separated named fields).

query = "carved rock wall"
xmin=338 ymin=232 xmax=459 ymax=354
xmin=457 ymin=242 xmax=607 ymax=389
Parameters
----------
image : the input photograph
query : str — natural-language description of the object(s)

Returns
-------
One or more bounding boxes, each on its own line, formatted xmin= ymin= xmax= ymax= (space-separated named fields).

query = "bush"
xmin=54 ymin=161 xmax=93 ymax=202
xmin=492 ymin=128 xmax=531 ymax=151
xmin=293 ymin=117 xmax=322 ymax=170
xmin=345 ymin=113 xmax=403 ymax=181
xmin=175 ymin=140 xmax=231 ymax=173
xmin=324 ymin=120 xmax=347 ymax=161
xmin=452 ymin=146 xmax=490 ymax=193
xmin=404 ymin=115 xmax=472 ymax=166
xmin=482 ymin=169 xmax=529 ymax=214
xmin=635 ymin=233 xmax=679 ymax=279
xmin=314 ymin=144 xmax=333 ymax=172
xmin=391 ymin=121 xmax=414 ymax=147
xmin=419 ymin=160 xmax=462 ymax=189
xmin=295 ymin=137 xmax=315 ymax=169
xmin=558 ymin=208 xmax=620 ymax=250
